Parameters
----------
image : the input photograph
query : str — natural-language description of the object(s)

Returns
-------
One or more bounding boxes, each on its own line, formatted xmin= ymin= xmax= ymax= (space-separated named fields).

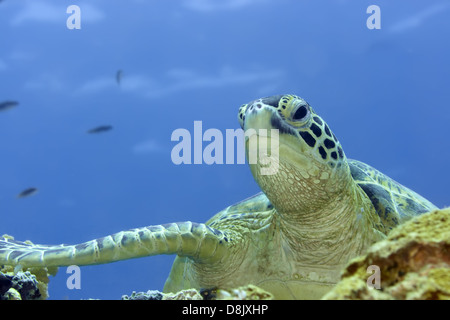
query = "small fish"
xmin=87 ymin=125 xmax=113 ymax=134
xmin=0 ymin=100 xmax=19 ymax=112
xmin=17 ymin=187 xmax=38 ymax=198
xmin=116 ymin=70 xmax=123 ymax=85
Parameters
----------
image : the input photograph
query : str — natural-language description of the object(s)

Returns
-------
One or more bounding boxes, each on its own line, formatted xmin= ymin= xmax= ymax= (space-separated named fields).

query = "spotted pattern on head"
xmin=238 ymin=94 xmax=346 ymax=168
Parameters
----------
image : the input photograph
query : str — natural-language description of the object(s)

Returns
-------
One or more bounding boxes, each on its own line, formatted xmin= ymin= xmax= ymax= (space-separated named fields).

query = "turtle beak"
xmin=243 ymin=105 xmax=280 ymax=176
xmin=243 ymin=103 xmax=276 ymax=133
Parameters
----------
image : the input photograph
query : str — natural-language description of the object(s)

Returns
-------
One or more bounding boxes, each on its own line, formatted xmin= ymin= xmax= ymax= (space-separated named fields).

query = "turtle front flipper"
xmin=0 ymin=222 xmax=230 ymax=268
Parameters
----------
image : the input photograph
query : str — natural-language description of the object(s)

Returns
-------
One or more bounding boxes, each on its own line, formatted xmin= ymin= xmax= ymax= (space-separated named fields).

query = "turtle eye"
xmin=292 ymin=105 xmax=309 ymax=121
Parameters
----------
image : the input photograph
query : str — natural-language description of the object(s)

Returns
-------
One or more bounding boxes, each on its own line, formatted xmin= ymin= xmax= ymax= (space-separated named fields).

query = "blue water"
xmin=0 ymin=0 xmax=449 ymax=300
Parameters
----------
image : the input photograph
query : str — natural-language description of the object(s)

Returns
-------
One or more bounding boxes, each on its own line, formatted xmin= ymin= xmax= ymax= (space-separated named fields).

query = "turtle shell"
xmin=348 ymin=159 xmax=437 ymax=232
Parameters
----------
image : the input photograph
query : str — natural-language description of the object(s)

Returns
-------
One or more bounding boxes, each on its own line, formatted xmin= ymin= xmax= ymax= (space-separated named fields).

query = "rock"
xmin=0 ymin=267 xmax=57 ymax=300
xmin=0 ymin=270 xmax=42 ymax=300
xmin=216 ymin=284 xmax=274 ymax=300
xmin=4 ymin=288 xmax=22 ymax=300
xmin=323 ymin=208 xmax=450 ymax=300
xmin=162 ymin=289 xmax=203 ymax=300
xmin=122 ymin=289 xmax=203 ymax=300
xmin=122 ymin=285 xmax=273 ymax=300
xmin=122 ymin=290 xmax=164 ymax=300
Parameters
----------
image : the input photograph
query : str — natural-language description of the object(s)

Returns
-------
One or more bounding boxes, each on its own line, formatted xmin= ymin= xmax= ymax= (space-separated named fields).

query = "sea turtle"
xmin=0 ymin=94 xmax=437 ymax=299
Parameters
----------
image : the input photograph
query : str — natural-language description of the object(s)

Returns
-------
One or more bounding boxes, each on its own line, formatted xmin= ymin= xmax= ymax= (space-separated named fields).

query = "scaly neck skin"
xmin=252 ymin=156 xmax=383 ymax=266
xmin=277 ymin=184 xmax=380 ymax=266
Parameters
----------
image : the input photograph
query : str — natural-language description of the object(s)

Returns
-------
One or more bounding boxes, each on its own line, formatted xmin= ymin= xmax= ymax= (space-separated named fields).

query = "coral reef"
xmin=122 ymin=289 xmax=204 ymax=300
xmin=0 ymin=235 xmax=58 ymax=300
xmin=122 ymin=290 xmax=165 ymax=300
xmin=122 ymin=285 xmax=273 ymax=300
xmin=122 ymin=289 xmax=203 ymax=300
xmin=163 ymin=289 xmax=204 ymax=300
xmin=215 ymin=284 xmax=274 ymax=300
xmin=0 ymin=269 xmax=52 ymax=300
xmin=323 ymin=208 xmax=450 ymax=300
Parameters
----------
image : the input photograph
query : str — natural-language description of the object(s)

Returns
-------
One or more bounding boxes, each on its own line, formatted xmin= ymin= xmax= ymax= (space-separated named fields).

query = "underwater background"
xmin=0 ymin=0 xmax=449 ymax=299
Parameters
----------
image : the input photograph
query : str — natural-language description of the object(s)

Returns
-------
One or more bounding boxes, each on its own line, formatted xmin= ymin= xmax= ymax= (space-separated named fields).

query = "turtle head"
xmin=238 ymin=94 xmax=352 ymax=215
